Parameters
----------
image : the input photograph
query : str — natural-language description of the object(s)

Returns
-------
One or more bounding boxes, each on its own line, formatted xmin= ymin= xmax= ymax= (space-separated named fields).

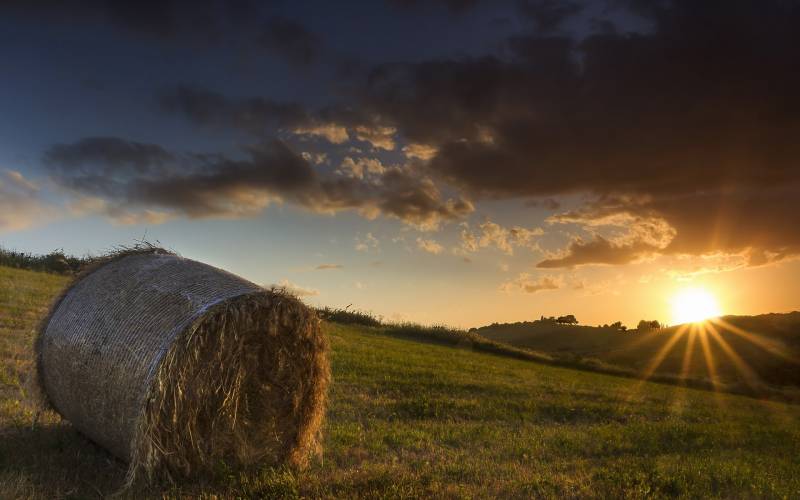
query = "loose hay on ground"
xmin=30 ymin=248 xmax=329 ymax=484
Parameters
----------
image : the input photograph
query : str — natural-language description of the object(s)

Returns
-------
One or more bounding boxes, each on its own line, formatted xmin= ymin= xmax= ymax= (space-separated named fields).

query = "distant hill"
xmin=475 ymin=313 xmax=800 ymax=392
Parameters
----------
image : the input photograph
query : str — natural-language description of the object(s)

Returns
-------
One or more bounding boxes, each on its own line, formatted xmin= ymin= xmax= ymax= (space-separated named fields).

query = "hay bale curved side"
xmin=33 ymin=252 xmax=329 ymax=481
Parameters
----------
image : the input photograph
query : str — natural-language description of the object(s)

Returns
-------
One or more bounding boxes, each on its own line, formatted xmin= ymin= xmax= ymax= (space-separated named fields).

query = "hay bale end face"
xmin=32 ymin=249 xmax=329 ymax=482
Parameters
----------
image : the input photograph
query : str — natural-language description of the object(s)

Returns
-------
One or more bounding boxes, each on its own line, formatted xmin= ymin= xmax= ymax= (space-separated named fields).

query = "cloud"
xmin=259 ymin=16 xmax=322 ymax=67
xmin=460 ymin=220 xmax=543 ymax=255
xmin=292 ymin=123 xmax=350 ymax=144
xmin=315 ymin=264 xmax=343 ymax=270
xmin=499 ymin=273 xmax=562 ymax=293
xmin=536 ymin=236 xmax=660 ymax=269
xmin=354 ymin=125 xmax=396 ymax=150
xmin=43 ymin=137 xmax=473 ymax=229
xmin=301 ymin=152 xmax=328 ymax=165
xmin=337 ymin=157 xmax=386 ymax=180
xmin=17 ymin=1 xmax=800 ymax=266
xmin=357 ymin=1 xmax=800 ymax=261
xmin=516 ymin=0 xmax=584 ymax=33
xmin=0 ymin=0 xmax=260 ymax=41
xmin=416 ymin=237 xmax=444 ymax=254
xmin=355 ymin=232 xmax=380 ymax=252
xmin=45 ymin=136 xmax=174 ymax=173
xmin=388 ymin=0 xmax=482 ymax=14
xmin=542 ymin=192 xmax=800 ymax=267
xmin=0 ymin=170 xmax=55 ymax=232
xmin=157 ymin=85 xmax=309 ymax=135
xmin=274 ymin=279 xmax=319 ymax=297
xmin=159 ymin=85 xmax=400 ymax=155
xmin=402 ymin=143 xmax=438 ymax=161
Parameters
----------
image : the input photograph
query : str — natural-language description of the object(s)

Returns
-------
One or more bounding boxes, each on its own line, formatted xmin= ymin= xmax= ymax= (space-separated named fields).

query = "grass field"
xmin=1 ymin=265 xmax=799 ymax=498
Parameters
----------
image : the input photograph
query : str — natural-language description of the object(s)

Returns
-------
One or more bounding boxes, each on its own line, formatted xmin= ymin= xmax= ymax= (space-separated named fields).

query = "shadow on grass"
xmin=0 ymin=420 xmax=304 ymax=498
xmin=0 ymin=421 xmax=127 ymax=498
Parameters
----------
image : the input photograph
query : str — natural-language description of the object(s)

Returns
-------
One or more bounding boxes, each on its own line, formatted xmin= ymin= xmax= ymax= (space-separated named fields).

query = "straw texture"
xmin=33 ymin=251 xmax=329 ymax=482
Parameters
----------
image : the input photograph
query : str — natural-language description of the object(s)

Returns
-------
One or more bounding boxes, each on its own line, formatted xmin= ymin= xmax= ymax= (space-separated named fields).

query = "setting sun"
xmin=671 ymin=288 xmax=722 ymax=324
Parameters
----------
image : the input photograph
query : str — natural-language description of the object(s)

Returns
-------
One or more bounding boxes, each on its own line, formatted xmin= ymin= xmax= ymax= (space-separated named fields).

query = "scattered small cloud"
xmin=460 ymin=220 xmax=543 ymax=255
xmin=354 ymin=125 xmax=396 ymax=150
xmin=416 ymin=237 xmax=444 ymax=254
xmin=301 ymin=151 xmax=328 ymax=165
xmin=315 ymin=263 xmax=343 ymax=270
xmin=355 ymin=232 xmax=380 ymax=252
xmin=292 ymin=123 xmax=349 ymax=143
xmin=402 ymin=143 xmax=438 ymax=160
xmin=499 ymin=273 xmax=562 ymax=294
xmin=337 ymin=157 xmax=386 ymax=180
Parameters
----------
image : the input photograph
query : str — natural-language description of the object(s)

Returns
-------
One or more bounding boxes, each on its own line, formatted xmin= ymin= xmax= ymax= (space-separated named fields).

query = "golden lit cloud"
xmin=416 ymin=237 xmax=444 ymax=254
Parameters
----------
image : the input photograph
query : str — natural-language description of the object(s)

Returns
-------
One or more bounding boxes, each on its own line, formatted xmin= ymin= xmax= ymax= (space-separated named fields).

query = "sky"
xmin=1 ymin=0 xmax=799 ymax=328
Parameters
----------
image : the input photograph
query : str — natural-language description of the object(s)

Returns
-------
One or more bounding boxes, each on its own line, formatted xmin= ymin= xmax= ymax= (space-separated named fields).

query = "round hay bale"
xmin=31 ymin=249 xmax=329 ymax=483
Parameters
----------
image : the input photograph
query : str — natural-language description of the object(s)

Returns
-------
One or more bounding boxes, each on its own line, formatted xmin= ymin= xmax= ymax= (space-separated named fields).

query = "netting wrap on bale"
xmin=31 ymin=250 xmax=329 ymax=483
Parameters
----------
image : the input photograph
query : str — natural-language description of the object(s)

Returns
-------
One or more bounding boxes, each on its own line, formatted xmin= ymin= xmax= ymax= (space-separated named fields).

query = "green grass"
xmin=1 ymin=265 xmax=799 ymax=498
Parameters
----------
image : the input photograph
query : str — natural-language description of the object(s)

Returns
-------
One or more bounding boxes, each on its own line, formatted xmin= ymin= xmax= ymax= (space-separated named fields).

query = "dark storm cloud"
xmin=516 ymin=0 xmax=584 ymax=32
xmin=157 ymin=85 xmax=310 ymax=134
xmin=20 ymin=0 xmax=800 ymax=264
xmin=358 ymin=0 xmax=800 ymax=261
xmin=388 ymin=0 xmax=483 ymax=14
xmin=258 ymin=16 xmax=322 ymax=66
xmin=0 ymin=0 xmax=251 ymax=40
xmin=45 ymin=137 xmax=174 ymax=173
xmin=44 ymin=137 xmax=472 ymax=227
xmin=157 ymin=84 xmax=390 ymax=148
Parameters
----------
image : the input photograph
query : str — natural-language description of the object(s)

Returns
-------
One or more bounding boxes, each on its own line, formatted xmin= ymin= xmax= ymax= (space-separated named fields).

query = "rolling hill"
xmin=1 ymin=265 xmax=799 ymax=498
xmin=475 ymin=315 xmax=800 ymax=397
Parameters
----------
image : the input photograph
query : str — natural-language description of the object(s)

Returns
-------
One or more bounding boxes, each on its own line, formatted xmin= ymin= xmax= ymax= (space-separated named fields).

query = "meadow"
xmin=1 ymin=265 xmax=799 ymax=498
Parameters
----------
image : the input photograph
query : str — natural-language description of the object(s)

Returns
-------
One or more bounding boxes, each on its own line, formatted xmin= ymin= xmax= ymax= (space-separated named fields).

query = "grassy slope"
xmin=0 ymin=266 xmax=799 ymax=498
xmin=477 ymin=317 xmax=800 ymax=392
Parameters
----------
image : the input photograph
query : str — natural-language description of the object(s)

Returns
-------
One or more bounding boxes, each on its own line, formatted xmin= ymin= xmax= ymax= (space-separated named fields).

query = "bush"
xmin=315 ymin=306 xmax=382 ymax=327
xmin=0 ymin=247 xmax=85 ymax=275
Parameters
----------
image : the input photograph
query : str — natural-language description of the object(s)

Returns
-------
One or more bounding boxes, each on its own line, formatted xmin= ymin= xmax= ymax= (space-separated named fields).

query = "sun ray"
xmin=641 ymin=324 xmax=689 ymax=380
xmin=697 ymin=322 xmax=722 ymax=392
xmin=710 ymin=317 xmax=799 ymax=364
xmin=705 ymin=321 xmax=763 ymax=390
xmin=679 ymin=323 xmax=698 ymax=381
xmin=621 ymin=325 xmax=690 ymax=414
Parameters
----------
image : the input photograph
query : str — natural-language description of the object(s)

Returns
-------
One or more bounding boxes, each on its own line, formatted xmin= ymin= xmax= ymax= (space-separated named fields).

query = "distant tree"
xmin=556 ymin=314 xmax=578 ymax=325
xmin=636 ymin=320 xmax=662 ymax=332
xmin=610 ymin=321 xmax=627 ymax=331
